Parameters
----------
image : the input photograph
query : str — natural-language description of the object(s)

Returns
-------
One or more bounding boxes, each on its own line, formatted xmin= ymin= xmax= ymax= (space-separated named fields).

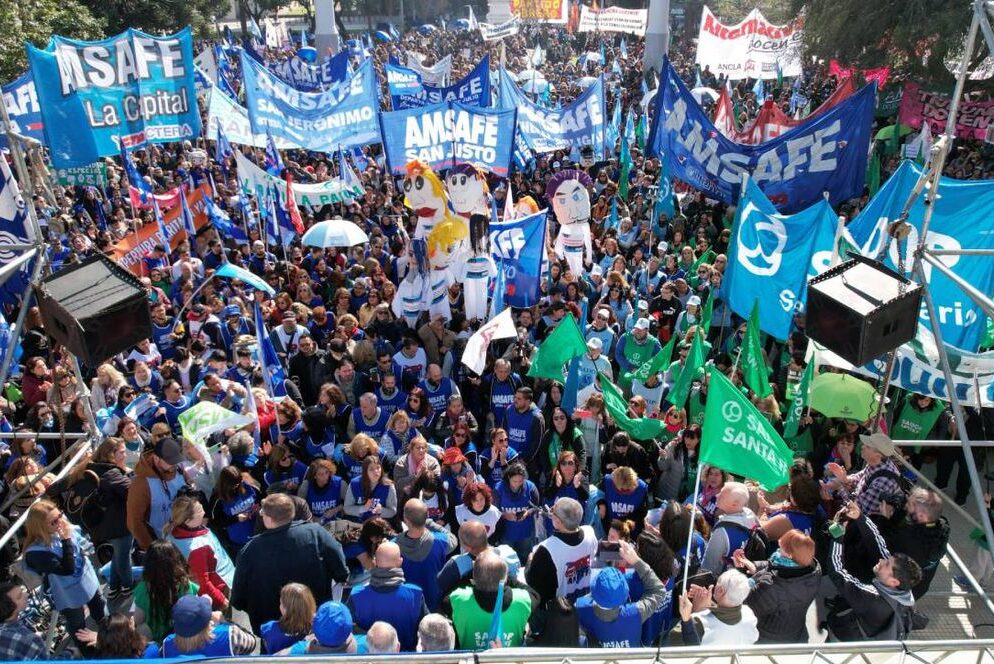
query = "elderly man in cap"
xmin=575 ymin=336 xmax=613 ymax=403
xmin=585 ymin=308 xmax=617 ymax=355
xmin=615 ymin=317 xmax=662 ymax=395
xmin=126 ymin=436 xmax=190 ymax=551
xmin=218 ymin=304 xmax=253 ymax=357
xmin=625 ymin=299 xmax=650 ymax=333
xmin=269 ymin=310 xmax=310 ymax=365
xmin=825 ymin=433 xmax=904 ymax=517
xmin=527 ymin=497 xmax=599 ymax=605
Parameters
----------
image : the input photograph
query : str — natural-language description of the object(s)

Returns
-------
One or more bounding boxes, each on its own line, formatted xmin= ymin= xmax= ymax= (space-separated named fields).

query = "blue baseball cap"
xmin=312 ymin=601 xmax=353 ymax=647
xmin=223 ymin=305 xmax=241 ymax=318
xmin=591 ymin=567 xmax=628 ymax=609
xmin=172 ymin=594 xmax=212 ymax=638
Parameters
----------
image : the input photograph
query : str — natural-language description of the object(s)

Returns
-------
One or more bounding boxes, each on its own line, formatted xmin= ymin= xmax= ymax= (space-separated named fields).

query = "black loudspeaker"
xmin=34 ymin=255 xmax=152 ymax=367
xmin=806 ymin=255 xmax=924 ymax=367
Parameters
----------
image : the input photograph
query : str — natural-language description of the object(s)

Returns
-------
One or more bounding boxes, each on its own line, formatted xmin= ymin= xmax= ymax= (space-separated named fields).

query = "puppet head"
xmin=446 ymin=163 xmax=490 ymax=218
xmin=403 ymin=160 xmax=449 ymax=226
xmin=515 ymin=195 xmax=540 ymax=217
xmin=546 ymin=169 xmax=593 ymax=225
xmin=427 ymin=217 xmax=469 ymax=263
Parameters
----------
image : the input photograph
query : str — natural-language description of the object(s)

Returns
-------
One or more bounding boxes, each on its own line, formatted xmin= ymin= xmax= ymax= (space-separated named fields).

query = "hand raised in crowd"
xmin=678 ymin=593 xmax=694 ymax=622
xmin=732 ymin=548 xmax=757 ymax=575
xmin=618 ymin=540 xmax=640 ymax=567
xmin=687 ymin=583 xmax=713 ymax=613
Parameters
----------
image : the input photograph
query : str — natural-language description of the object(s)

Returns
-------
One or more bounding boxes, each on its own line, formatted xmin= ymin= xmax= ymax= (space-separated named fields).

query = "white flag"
xmin=504 ymin=183 xmax=515 ymax=221
xmin=462 ymin=308 xmax=517 ymax=375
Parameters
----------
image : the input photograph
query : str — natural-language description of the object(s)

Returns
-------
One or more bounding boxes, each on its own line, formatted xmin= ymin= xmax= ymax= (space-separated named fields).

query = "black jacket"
xmin=882 ymin=515 xmax=950 ymax=598
xmin=46 ymin=461 xmax=131 ymax=543
xmin=746 ymin=559 xmax=821 ymax=643
xmin=231 ymin=520 xmax=348 ymax=632
xmin=288 ymin=350 xmax=333 ymax=405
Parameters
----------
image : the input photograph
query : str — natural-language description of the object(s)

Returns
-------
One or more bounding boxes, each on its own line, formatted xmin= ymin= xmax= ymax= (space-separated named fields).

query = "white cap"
xmin=637 ymin=299 xmax=649 ymax=310
xmin=591 ymin=265 xmax=603 ymax=276
xmin=586 ymin=337 xmax=603 ymax=350
xmin=688 ymin=295 xmax=702 ymax=307
xmin=657 ymin=240 xmax=668 ymax=252
xmin=597 ymin=308 xmax=611 ymax=319
xmin=634 ymin=318 xmax=650 ymax=331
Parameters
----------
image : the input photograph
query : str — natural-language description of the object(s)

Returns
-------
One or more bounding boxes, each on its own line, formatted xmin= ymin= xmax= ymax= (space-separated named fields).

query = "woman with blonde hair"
xmin=164 ymin=494 xmax=234 ymax=611
xmin=380 ymin=410 xmax=418 ymax=466
xmin=23 ymin=500 xmax=104 ymax=646
xmin=339 ymin=433 xmax=383 ymax=481
xmin=260 ymin=583 xmax=316 ymax=654
xmin=90 ymin=363 xmax=128 ymax=411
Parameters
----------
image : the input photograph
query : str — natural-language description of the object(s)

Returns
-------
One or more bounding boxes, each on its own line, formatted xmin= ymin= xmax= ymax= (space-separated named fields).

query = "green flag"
xmin=178 ymin=401 xmax=254 ymax=445
xmin=700 ymin=367 xmax=793 ymax=490
xmin=625 ymin=334 xmax=675 ymax=384
xmin=740 ymin=300 xmax=772 ymax=398
xmin=636 ymin=113 xmax=646 ymax=152
xmin=700 ymin=290 xmax=715 ymax=330
xmin=598 ymin=373 xmax=666 ymax=440
xmin=668 ymin=328 xmax=705 ymax=407
xmin=783 ymin=360 xmax=815 ymax=440
xmin=528 ymin=314 xmax=588 ymax=381
xmin=866 ymin=148 xmax=881 ymax=196
xmin=690 ymin=247 xmax=716 ymax=274
xmin=982 ymin=317 xmax=994 ymax=351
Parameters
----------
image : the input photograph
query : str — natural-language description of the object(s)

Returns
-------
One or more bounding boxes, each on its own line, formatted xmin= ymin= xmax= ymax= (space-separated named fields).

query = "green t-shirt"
xmin=134 ymin=579 xmax=199 ymax=642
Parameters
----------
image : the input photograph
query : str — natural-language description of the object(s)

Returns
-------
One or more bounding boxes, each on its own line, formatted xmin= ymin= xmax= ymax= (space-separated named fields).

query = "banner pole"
xmin=681 ymin=466 xmax=702 ymax=594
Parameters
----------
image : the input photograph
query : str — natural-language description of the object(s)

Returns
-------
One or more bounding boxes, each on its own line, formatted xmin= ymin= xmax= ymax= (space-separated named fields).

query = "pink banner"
xmin=128 ymin=186 xmax=183 ymax=211
xmin=829 ymin=59 xmax=854 ymax=80
xmin=899 ymin=81 xmax=994 ymax=140
xmin=862 ymin=66 xmax=890 ymax=89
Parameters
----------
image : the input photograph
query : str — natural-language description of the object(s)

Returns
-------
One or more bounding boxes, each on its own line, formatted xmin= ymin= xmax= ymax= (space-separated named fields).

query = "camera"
xmin=597 ymin=539 xmax=620 ymax=563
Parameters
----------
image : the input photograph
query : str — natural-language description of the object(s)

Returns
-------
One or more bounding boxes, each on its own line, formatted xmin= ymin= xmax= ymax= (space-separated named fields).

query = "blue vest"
xmin=147 ymin=474 xmax=187 ymax=538
xmin=264 ymin=461 xmax=308 ymax=488
xmin=260 ymin=621 xmax=300 ymax=654
xmin=398 ymin=532 xmax=450 ymax=611
xmin=349 ymin=582 xmax=425 ymax=650
xmin=168 ymin=529 xmax=235 ymax=588
xmin=307 ymin=477 xmax=343 ymax=516
xmin=503 ymin=405 xmax=540 ymax=459
xmin=161 ymin=397 xmax=193 ymax=435
xmin=375 ymin=387 xmax=407 ymax=415
xmin=222 ymin=485 xmax=258 ymax=545
xmin=162 ymin=623 xmax=234 ymax=657
xmin=419 ymin=378 xmax=456 ymax=416
xmin=303 ymin=429 xmax=337 ymax=460
xmin=151 ymin=321 xmax=178 ymax=360
xmin=772 ymin=509 xmax=814 ymax=535
xmin=27 ymin=529 xmax=99 ymax=610
xmin=602 ymin=475 xmax=648 ymax=520
xmin=352 ymin=408 xmax=390 ymax=441
xmin=716 ymin=520 xmax=753 ymax=565
xmin=576 ymin=596 xmax=643 ymax=647
xmin=340 ymin=448 xmax=386 ymax=481
xmin=348 ymin=479 xmax=392 ymax=522
xmin=488 ymin=376 xmax=518 ymax=420
xmin=625 ymin=570 xmax=675 ymax=645
xmin=479 ymin=447 xmax=520 ymax=488
xmin=494 ymin=480 xmax=536 ymax=542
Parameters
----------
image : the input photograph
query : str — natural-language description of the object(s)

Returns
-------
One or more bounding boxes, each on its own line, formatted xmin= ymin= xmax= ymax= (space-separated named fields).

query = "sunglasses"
xmin=454 ymin=433 xmax=467 ymax=438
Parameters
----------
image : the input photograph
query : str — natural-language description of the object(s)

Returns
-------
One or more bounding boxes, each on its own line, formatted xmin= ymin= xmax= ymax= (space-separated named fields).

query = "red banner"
xmin=899 ymin=81 xmax=994 ymax=140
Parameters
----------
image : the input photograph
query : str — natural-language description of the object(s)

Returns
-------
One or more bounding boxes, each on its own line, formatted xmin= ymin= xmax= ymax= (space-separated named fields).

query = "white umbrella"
xmin=517 ymin=68 xmax=544 ymax=82
xmin=581 ymin=51 xmax=603 ymax=64
xmin=690 ymin=86 xmax=719 ymax=105
xmin=577 ymin=76 xmax=598 ymax=89
xmin=520 ymin=77 xmax=550 ymax=94
xmin=302 ymin=218 xmax=368 ymax=247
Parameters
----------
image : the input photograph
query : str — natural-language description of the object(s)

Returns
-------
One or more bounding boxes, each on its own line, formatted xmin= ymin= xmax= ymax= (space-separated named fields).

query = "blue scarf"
xmin=770 ymin=550 xmax=800 ymax=568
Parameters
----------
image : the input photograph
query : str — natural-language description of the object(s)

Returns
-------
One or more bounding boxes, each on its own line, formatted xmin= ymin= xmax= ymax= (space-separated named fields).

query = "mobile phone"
xmin=597 ymin=539 xmax=621 ymax=562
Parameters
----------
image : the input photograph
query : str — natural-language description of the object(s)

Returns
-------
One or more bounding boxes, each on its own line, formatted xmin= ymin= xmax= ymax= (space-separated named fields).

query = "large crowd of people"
xmin=0 ymin=14 xmax=987 ymax=661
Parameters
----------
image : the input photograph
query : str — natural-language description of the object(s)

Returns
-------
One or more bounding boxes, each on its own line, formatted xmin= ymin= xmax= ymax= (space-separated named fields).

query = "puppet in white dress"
xmin=547 ymin=169 xmax=594 ymax=276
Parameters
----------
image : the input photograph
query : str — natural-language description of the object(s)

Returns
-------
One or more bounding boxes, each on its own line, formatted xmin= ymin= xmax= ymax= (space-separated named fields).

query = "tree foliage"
xmin=80 ymin=0 xmax=231 ymax=38
xmin=796 ymin=0 xmax=975 ymax=83
xmin=0 ymin=0 xmax=104 ymax=82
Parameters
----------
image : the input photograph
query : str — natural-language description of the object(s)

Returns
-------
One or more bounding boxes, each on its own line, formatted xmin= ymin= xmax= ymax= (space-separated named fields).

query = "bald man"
xmin=364 ymin=622 xmax=400 ymax=653
xmin=347 ymin=541 xmax=427 ymax=651
xmin=437 ymin=521 xmax=492 ymax=598
xmin=397 ymin=499 xmax=458 ymax=611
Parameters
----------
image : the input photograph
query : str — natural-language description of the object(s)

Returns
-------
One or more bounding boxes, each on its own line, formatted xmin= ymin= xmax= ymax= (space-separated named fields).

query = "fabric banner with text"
xmin=509 ymin=0 xmax=567 ymax=23
xmin=578 ymin=7 xmax=648 ymax=36
xmin=695 ymin=5 xmax=804 ymax=80
xmin=480 ymin=17 xmax=522 ymax=41
xmin=391 ymin=56 xmax=490 ymax=109
xmin=379 ymin=101 xmax=516 ymax=176
xmin=405 ymin=54 xmax=452 ymax=87
xmin=28 ymin=27 xmax=200 ymax=167
xmin=234 ymin=150 xmax=363 ymax=209
xmin=241 ymin=52 xmax=379 ymax=152
xmin=206 ymin=88 xmax=295 ymax=150
xmin=898 ymin=81 xmax=994 ymax=140
xmin=268 ymin=50 xmax=351 ymax=92
xmin=1 ymin=72 xmax=44 ymax=148
xmin=110 ymin=184 xmax=210 ymax=274
xmin=647 ymin=58 xmax=875 ymax=213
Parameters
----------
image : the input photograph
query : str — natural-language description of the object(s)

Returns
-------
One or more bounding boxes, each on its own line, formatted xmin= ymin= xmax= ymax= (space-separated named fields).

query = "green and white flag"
xmin=668 ymin=328 xmax=705 ymax=407
xmin=700 ymin=367 xmax=793 ymax=490
xmin=598 ymin=373 xmax=666 ymax=440
xmin=783 ymin=360 xmax=814 ymax=440
xmin=178 ymin=401 xmax=253 ymax=444
xmin=741 ymin=300 xmax=772 ymax=398
xmin=626 ymin=334 xmax=675 ymax=384
xmin=528 ymin=314 xmax=588 ymax=382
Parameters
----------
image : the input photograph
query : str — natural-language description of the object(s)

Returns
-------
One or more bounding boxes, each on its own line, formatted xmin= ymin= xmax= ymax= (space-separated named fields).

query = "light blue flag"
xmin=488 ymin=581 xmax=505 ymax=646
xmin=653 ymin=151 xmax=675 ymax=220
xmin=623 ymin=108 xmax=635 ymax=143
xmin=605 ymin=96 xmax=621 ymax=158
xmin=490 ymin=255 xmax=506 ymax=320
xmin=152 ymin=198 xmax=172 ymax=249
xmin=600 ymin=41 xmax=606 ymax=66
xmin=608 ymin=196 xmax=619 ymax=230
xmin=179 ymin=186 xmax=198 ymax=252
xmin=694 ymin=68 xmax=703 ymax=88
xmin=620 ymin=38 xmax=628 ymax=59
xmin=216 ymin=263 xmax=276 ymax=296
xmin=847 ymin=160 xmax=994 ymax=351
xmin=753 ymin=77 xmax=766 ymax=104
xmin=722 ymin=177 xmax=837 ymax=339
xmin=204 ymin=191 xmax=248 ymax=244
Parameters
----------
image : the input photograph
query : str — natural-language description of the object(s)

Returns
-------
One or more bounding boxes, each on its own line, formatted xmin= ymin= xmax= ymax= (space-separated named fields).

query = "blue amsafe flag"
xmin=488 ymin=210 xmax=547 ymax=308
xmin=646 ymin=57 xmax=875 ymax=213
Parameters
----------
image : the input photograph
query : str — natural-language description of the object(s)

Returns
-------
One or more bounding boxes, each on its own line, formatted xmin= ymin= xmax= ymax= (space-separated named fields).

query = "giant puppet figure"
xmin=401 ymin=160 xmax=467 ymax=321
xmin=446 ymin=163 xmax=490 ymax=220
xmin=547 ymin=169 xmax=594 ymax=276
xmin=460 ymin=213 xmax=497 ymax=322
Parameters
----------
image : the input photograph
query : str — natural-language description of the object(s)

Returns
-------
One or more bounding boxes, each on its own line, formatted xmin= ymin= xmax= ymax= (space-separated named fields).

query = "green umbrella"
xmin=808 ymin=372 xmax=879 ymax=422
xmin=874 ymin=124 xmax=914 ymax=141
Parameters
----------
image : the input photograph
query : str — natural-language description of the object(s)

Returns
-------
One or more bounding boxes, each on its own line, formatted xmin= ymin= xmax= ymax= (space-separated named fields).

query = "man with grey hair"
xmin=527 ymin=497 xmax=599 ymax=603
xmin=446 ymin=551 xmax=534 ymax=648
xmin=701 ymin=482 xmax=758 ymax=575
xmin=417 ymin=614 xmax=455 ymax=652
xmin=678 ymin=569 xmax=758 ymax=645
xmin=363 ymin=622 xmax=400 ymax=653
xmin=349 ymin=392 xmax=390 ymax=440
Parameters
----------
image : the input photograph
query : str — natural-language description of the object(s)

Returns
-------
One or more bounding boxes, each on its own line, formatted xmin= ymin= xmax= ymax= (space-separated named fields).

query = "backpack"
xmin=61 ymin=469 xmax=106 ymax=531
xmin=716 ymin=520 xmax=770 ymax=561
